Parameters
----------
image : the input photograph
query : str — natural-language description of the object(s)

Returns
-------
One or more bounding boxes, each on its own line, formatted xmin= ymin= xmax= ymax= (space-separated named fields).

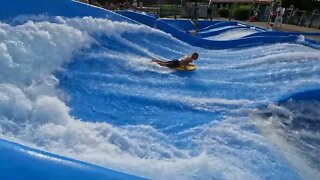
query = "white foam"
xmin=0 ymin=20 xmax=92 ymax=86
xmin=230 ymin=51 xmax=320 ymax=69
xmin=0 ymin=20 xmax=93 ymax=127
xmin=0 ymin=18 xmax=93 ymax=138
xmin=205 ymin=29 xmax=257 ymax=41
xmin=201 ymin=25 xmax=238 ymax=33
xmin=250 ymin=103 xmax=320 ymax=179
xmin=2 ymin=116 xmax=264 ymax=180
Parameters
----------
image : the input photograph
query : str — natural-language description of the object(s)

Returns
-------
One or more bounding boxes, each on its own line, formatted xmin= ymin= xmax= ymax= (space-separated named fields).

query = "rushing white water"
xmin=0 ymin=16 xmax=319 ymax=179
xmin=251 ymin=101 xmax=320 ymax=180
xmin=201 ymin=25 xmax=238 ymax=33
xmin=204 ymin=29 xmax=258 ymax=41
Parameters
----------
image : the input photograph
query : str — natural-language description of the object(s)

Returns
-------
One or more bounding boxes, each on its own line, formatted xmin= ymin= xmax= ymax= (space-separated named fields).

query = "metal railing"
xmin=286 ymin=9 xmax=320 ymax=29
xmin=80 ymin=0 xmax=320 ymax=29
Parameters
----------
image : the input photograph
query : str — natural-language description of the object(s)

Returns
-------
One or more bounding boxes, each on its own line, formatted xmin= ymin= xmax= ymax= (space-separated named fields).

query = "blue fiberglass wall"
xmin=160 ymin=19 xmax=264 ymax=38
xmin=0 ymin=0 xmax=134 ymax=23
xmin=115 ymin=10 xmax=299 ymax=49
xmin=155 ymin=19 xmax=298 ymax=49
xmin=115 ymin=10 xmax=320 ymax=49
xmin=0 ymin=139 xmax=145 ymax=180
xmin=161 ymin=19 xmax=265 ymax=32
xmin=277 ymin=87 xmax=320 ymax=103
xmin=246 ymin=31 xmax=320 ymax=38
xmin=198 ymin=21 xmax=238 ymax=31
xmin=116 ymin=10 xmax=157 ymax=27
xmin=159 ymin=19 xmax=199 ymax=31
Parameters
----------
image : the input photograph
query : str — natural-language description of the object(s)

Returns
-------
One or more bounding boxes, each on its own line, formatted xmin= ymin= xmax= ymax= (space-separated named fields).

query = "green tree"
xmin=282 ymin=0 xmax=320 ymax=10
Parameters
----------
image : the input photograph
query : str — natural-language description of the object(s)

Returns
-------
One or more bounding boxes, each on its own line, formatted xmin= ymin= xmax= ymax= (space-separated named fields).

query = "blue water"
xmin=0 ymin=1 xmax=320 ymax=179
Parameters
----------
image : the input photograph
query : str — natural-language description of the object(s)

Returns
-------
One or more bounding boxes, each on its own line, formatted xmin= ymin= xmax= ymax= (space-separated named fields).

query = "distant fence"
xmin=149 ymin=2 xmax=214 ymax=19
xmin=81 ymin=0 xmax=320 ymax=29
xmin=285 ymin=9 xmax=320 ymax=29
xmin=155 ymin=3 xmax=320 ymax=29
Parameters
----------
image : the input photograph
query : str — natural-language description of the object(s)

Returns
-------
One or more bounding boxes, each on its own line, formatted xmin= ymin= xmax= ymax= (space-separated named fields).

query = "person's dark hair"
xmin=192 ymin=52 xmax=199 ymax=59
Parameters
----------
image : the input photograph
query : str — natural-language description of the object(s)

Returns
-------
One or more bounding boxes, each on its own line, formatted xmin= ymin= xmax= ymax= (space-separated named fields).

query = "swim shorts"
xmin=165 ymin=60 xmax=180 ymax=68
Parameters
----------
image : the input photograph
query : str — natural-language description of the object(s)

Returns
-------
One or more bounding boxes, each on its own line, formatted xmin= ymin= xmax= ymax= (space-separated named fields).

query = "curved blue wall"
xmin=199 ymin=21 xmax=238 ymax=31
xmin=246 ymin=31 xmax=320 ymax=38
xmin=278 ymin=88 xmax=320 ymax=103
xmin=160 ymin=19 xmax=201 ymax=31
xmin=116 ymin=10 xmax=299 ymax=49
xmin=0 ymin=0 xmax=135 ymax=23
xmin=155 ymin=20 xmax=298 ymax=49
xmin=0 ymin=139 xmax=145 ymax=180
xmin=116 ymin=10 xmax=157 ymax=27
xmin=159 ymin=19 xmax=258 ymax=33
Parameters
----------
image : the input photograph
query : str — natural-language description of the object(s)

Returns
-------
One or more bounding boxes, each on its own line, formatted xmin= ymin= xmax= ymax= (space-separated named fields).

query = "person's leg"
xmin=151 ymin=58 xmax=168 ymax=66
xmin=165 ymin=60 xmax=180 ymax=68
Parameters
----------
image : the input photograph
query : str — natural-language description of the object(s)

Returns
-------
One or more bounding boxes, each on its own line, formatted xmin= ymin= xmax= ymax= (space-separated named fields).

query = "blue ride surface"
xmin=0 ymin=0 xmax=320 ymax=180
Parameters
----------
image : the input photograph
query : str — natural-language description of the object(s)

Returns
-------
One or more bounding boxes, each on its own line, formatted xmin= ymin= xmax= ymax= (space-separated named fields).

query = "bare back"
xmin=179 ymin=56 xmax=193 ymax=66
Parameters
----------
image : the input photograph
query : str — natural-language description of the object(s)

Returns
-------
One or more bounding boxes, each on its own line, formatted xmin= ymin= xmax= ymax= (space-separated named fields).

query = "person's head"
xmin=191 ymin=52 xmax=199 ymax=60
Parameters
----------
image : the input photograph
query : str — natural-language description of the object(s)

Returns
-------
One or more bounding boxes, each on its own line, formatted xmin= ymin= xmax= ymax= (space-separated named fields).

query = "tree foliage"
xmin=282 ymin=0 xmax=320 ymax=10
xmin=233 ymin=7 xmax=250 ymax=20
xmin=218 ymin=8 xmax=230 ymax=17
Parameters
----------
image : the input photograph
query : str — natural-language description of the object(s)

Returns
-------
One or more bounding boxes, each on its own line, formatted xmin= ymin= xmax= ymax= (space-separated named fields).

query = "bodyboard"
xmin=172 ymin=64 xmax=196 ymax=71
